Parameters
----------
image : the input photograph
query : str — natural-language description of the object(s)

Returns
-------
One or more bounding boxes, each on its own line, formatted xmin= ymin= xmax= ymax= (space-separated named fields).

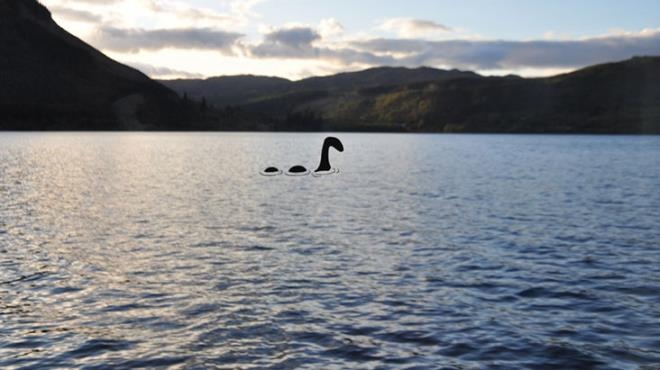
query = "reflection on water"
xmin=1 ymin=132 xmax=660 ymax=369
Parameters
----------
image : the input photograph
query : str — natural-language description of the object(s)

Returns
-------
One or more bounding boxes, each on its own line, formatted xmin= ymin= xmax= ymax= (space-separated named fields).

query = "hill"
xmin=0 ymin=0 xmax=199 ymax=130
xmin=159 ymin=67 xmax=479 ymax=108
xmin=162 ymin=57 xmax=660 ymax=133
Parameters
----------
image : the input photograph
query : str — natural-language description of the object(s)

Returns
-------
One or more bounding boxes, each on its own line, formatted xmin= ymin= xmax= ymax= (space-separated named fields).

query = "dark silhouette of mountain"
xmin=0 ymin=0 xmax=204 ymax=130
xmin=162 ymin=75 xmax=291 ymax=107
xmin=311 ymin=56 xmax=660 ymax=133
xmin=162 ymin=57 xmax=660 ymax=134
xmin=295 ymin=67 xmax=479 ymax=92
xmin=160 ymin=67 xmax=478 ymax=108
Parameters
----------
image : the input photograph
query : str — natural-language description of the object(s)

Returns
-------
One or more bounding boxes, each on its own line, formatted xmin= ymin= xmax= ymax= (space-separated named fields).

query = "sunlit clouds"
xmin=90 ymin=27 xmax=244 ymax=53
xmin=41 ymin=0 xmax=660 ymax=80
xmin=378 ymin=18 xmax=452 ymax=38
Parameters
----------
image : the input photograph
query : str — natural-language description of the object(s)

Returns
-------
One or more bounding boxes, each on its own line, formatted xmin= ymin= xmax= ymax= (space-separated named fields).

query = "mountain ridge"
xmin=160 ymin=56 xmax=660 ymax=133
xmin=159 ymin=66 xmax=480 ymax=107
xmin=1 ymin=0 xmax=659 ymax=133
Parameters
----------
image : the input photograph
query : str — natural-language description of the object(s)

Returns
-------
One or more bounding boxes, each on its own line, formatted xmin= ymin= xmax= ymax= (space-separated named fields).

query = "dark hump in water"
xmin=264 ymin=167 xmax=279 ymax=173
xmin=288 ymin=165 xmax=307 ymax=173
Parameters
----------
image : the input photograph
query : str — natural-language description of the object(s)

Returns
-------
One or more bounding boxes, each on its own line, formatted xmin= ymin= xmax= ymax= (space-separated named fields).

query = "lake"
xmin=1 ymin=133 xmax=660 ymax=369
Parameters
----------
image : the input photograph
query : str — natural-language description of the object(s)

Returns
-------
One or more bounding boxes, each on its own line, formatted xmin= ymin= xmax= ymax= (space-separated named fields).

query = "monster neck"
xmin=315 ymin=142 xmax=332 ymax=172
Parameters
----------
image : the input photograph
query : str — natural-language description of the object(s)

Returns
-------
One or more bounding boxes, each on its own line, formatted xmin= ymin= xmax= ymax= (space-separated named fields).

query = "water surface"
xmin=1 ymin=133 xmax=660 ymax=369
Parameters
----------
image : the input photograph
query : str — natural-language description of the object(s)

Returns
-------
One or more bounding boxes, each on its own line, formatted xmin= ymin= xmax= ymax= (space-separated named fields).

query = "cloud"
xmin=379 ymin=18 xmax=451 ymax=38
xmin=243 ymin=23 xmax=660 ymax=74
xmin=251 ymin=26 xmax=321 ymax=57
xmin=47 ymin=6 xmax=102 ymax=23
xmin=352 ymin=29 xmax=660 ymax=70
xmin=36 ymin=0 xmax=660 ymax=78
xmin=137 ymin=0 xmax=236 ymax=26
xmin=248 ymin=24 xmax=395 ymax=66
xmin=319 ymin=18 xmax=344 ymax=38
xmin=43 ymin=0 xmax=263 ymax=29
xmin=264 ymin=27 xmax=321 ymax=48
xmin=244 ymin=25 xmax=660 ymax=77
xmin=126 ymin=62 xmax=204 ymax=79
xmin=230 ymin=0 xmax=266 ymax=20
xmin=90 ymin=27 xmax=244 ymax=53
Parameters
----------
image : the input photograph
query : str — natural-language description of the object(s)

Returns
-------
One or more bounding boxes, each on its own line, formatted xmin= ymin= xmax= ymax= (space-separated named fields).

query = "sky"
xmin=40 ymin=0 xmax=660 ymax=80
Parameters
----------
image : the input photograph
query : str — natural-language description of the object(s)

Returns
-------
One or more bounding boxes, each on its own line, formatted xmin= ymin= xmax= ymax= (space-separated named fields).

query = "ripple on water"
xmin=1 ymin=133 xmax=660 ymax=369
